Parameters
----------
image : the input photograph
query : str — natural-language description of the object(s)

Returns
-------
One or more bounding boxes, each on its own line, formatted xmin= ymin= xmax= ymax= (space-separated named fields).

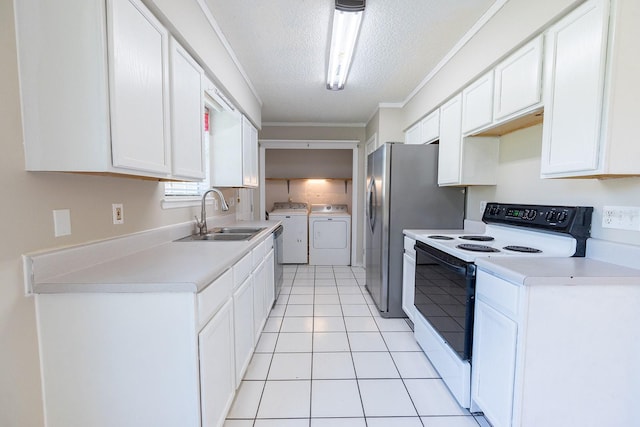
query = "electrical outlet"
xmin=112 ymin=204 xmax=124 ymax=225
xmin=602 ymin=206 xmax=640 ymax=230
xmin=53 ymin=209 xmax=71 ymax=237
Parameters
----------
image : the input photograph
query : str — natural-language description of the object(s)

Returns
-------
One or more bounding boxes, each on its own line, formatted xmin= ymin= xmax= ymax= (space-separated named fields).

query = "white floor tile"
xmin=374 ymin=317 xmax=412 ymax=332
xmin=381 ymin=331 xmax=422 ymax=351
xmin=344 ymin=317 xmax=378 ymax=332
xmin=347 ymin=332 xmax=387 ymax=351
xmin=314 ymin=294 xmax=340 ymax=305
xmin=311 ymin=418 xmax=366 ymax=427
xmin=313 ymin=304 xmax=343 ymax=317
xmin=292 ymin=279 xmax=314 ymax=286
xmin=358 ymin=379 xmax=417 ymax=417
xmin=275 ymin=333 xmax=313 ymax=353
xmin=311 ymin=379 xmax=364 ymax=418
xmin=421 ymin=416 xmax=481 ymax=427
xmin=391 ymin=352 xmax=440 ymax=379
xmin=268 ymin=353 xmax=312 ymax=380
xmin=315 ymin=272 xmax=335 ymax=279
xmin=226 ymin=380 xmax=265 ymax=419
xmin=269 ymin=304 xmax=286 ymax=317
xmin=314 ymin=316 xmax=346 ymax=332
xmin=285 ymin=304 xmax=314 ymax=317
xmin=315 ymin=279 xmax=336 ymax=286
xmin=366 ymin=417 xmax=423 ymax=427
xmin=290 ymin=286 xmax=315 ymax=295
xmin=340 ymin=294 xmax=367 ymax=304
xmin=337 ymin=286 xmax=363 ymax=295
xmin=223 ymin=420 xmax=254 ymax=427
xmin=342 ymin=305 xmax=373 ymax=317
xmin=243 ymin=353 xmax=272 ymax=380
xmin=254 ymin=419 xmax=309 ymax=427
xmin=257 ymin=380 xmax=311 ymax=419
xmin=263 ymin=317 xmax=282 ymax=333
xmin=313 ymin=332 xmax=350 ymax=352
xmin=314 ymin=287 xmax=338 ymax=295
xmin=404 ymin=379 xmax=468 ymax=416
xmin=288 ymin=294 xmax=315 ymax=305
xmin=368 ymin=305 xmax=382 ymax=317
xmin=334 ymin=271 xmax=356 ymax=278
xmin=281 ymin=317 xmax=314 ymax=333
xmin=312 ymin=352 xmax=356 ymax=379
xmin=255 ymin=333 xmax=278 ymax=353
xmin=336 ymin=278 xmax=360 ymax=286
xmin=352 ymin=352 xmax=399 ymax=379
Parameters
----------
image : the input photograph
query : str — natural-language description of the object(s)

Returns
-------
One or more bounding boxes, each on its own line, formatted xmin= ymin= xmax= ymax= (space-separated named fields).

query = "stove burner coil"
xmin=503 ymin=245 xmax=542 ymax=253
xmin=456 ymin=244 xmax=500 ymax=253
xmin=428 ymin=235 xmax=455 ymax=240
xmin=459 ymin=235 xmax=495 ymax=242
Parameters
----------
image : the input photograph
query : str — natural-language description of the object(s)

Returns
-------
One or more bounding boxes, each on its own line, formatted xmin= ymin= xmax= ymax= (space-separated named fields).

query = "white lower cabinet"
xmin=34 ymin=232 xmax=277 ymax=427
xmin=199 ymin=299 xmax=236 ymax=427
xmin=401 ymin=237 xmax=416 ymax=322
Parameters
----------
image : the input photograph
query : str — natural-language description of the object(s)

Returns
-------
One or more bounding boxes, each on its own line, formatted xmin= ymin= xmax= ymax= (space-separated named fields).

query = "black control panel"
xmin=482 ymin=203 xmax=594 ymax=242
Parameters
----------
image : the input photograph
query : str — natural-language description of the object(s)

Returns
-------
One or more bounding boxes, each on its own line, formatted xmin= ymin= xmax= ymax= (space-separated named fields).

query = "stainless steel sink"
xmin=175 ymin=227 xmax=266 ymax=242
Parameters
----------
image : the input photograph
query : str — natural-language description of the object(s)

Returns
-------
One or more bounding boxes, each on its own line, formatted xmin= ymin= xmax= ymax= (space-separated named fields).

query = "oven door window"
xmin=414 ymin=243 xmax=475 ymax=360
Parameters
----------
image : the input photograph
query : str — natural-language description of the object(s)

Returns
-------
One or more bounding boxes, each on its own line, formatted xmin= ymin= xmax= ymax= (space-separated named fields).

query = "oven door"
xmin=414 ymin=241 xmax=476 ymax=360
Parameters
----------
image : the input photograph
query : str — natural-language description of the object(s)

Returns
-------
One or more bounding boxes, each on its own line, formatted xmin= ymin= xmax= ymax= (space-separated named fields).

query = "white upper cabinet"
xmin=493 ymin=36 xmax=543 ymax=122
xmin=15 ymin=0 xmax=176 ymax=178
xmin=541 ymin=0 xmax=640 ymax=178
xmin=108 ymin=0 xmax=171 ymax=175
xmin=169 ymin=38 xmax=205 ymax=180
xmin=405 ymin=123 xmax=421 ymax=145
xmin=462 ymin=71 xmax=494 ymax=134
xmin=210 ymin=112 xmax=258 ymax=188
xmin=541 ymin=0 xmax=609 ymax=177
xmin=405 ymin=109 xmax=440 ymax=145
xmin=438 ymin=94 xmax=499 ymax=186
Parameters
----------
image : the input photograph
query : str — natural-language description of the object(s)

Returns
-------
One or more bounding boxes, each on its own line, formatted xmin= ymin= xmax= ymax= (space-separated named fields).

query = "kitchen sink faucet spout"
xmin=195 ymin=188 xmax=230 ymax=235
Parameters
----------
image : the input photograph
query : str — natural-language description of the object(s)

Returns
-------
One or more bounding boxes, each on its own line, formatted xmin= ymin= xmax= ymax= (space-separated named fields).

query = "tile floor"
xmin=224 ymin=265 xmax=489 ymax=427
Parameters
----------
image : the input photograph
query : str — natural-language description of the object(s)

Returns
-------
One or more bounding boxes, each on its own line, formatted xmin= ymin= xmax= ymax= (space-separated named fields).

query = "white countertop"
xmin=476 ymin=257 xmax=640 ymax=286
xmin=33 ymin=220 xmax=279 ymax=294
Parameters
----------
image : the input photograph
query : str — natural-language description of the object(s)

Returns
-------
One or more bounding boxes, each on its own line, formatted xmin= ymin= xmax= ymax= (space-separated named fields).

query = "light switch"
xmin=53 ymin=209 xmax=71 ymax=237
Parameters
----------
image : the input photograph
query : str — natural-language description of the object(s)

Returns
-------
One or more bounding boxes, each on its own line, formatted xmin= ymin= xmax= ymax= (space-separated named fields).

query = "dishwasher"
xmin=272 ymin=225 xmax=284 ymax=300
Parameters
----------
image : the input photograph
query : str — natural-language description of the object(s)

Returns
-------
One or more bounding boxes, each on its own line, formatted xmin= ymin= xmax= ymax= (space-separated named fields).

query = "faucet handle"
xmin=194 ymin=216 xmax=206 ymax=235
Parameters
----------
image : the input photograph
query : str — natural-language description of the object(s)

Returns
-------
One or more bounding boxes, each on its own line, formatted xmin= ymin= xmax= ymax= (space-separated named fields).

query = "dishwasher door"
xmin=273 ymin=225 xmax=284 ymax=300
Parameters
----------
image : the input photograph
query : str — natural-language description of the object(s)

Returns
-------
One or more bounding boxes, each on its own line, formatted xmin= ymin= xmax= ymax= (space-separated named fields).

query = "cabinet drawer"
xmin=264 ymin=234 xmax=274 ymax=251
xmin=252 ymin=240 xmax=266 ymax=268
xmin=198 ymin=268 xmax=233 ymax=328
xmin=476 ymin=269 xmax=520 ymax=319
xmin=233 ymin=252 xmax=252 ymax=288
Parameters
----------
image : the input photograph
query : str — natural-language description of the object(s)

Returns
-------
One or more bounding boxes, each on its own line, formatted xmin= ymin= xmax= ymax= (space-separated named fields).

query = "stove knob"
xmin=557 ymin=211 xmax=568 ymax=222
xmin=529 ymin=210 xmax=537 ymax=220
xmin=546 ymin=211 xmax=557 ymax=222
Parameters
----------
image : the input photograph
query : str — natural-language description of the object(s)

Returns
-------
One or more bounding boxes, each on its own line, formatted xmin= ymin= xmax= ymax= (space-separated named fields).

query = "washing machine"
xmin=268 ymin=202 xmax=308 ymax=264
xmin=309 ymin=204 xmax=351 ymax=265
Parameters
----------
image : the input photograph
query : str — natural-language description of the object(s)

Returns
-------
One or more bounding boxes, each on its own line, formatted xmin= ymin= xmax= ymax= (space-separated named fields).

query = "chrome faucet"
xmin=195 ymin=188 xmax=230 ymax=235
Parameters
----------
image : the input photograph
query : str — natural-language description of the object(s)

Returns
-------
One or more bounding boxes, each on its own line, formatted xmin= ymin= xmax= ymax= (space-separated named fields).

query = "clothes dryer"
xmin=309 ymin=204 xmax=351 ymax=265
xmin=268 ymin=202 xmax=308 ymax=264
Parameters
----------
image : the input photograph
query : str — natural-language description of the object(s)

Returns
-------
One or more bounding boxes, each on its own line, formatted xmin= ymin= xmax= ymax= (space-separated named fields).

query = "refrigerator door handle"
xmin=369 ymin=178 xmax=377 ymax=232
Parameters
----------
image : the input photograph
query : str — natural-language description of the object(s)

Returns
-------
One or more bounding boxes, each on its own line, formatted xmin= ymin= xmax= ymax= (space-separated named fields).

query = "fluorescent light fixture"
xmin=326 ymin=1 xmax=365 ymax=90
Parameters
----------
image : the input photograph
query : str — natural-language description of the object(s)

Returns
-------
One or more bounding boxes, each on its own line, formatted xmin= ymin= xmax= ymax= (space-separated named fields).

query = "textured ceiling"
xmin=204 ymin=0 xmax=496 ymax=124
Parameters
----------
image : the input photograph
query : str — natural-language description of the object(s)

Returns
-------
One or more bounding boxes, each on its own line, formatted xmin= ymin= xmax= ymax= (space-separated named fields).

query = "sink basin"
xmin=175 ymin=227 xmax=266 ymax=242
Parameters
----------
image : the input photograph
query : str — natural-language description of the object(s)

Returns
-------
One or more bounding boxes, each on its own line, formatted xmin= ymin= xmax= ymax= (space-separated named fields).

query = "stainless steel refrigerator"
xmin=365 ymin=142 xmax=465 ymax=318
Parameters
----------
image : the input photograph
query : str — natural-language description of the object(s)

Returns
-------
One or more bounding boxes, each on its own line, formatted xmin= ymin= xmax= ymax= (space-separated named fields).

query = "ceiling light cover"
xmin=326 ymin=1 xmax=365 ymax=90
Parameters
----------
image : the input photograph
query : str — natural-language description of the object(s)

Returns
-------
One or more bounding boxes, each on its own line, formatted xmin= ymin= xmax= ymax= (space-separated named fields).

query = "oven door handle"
xmin=415 ymin=245 xmax=472 ymax=276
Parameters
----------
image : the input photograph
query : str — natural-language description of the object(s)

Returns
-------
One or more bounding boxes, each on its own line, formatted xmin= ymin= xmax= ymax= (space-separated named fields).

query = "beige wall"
xmin=468 ymin=125 xmax=640 ymax=245
xmin=0 ymin=0 xmax=247 ymax=424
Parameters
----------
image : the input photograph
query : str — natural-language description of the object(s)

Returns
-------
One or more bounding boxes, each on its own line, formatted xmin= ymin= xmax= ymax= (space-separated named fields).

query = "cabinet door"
xmin=242 ymin=116 xmax=259 ymax=187
xmin=471 ymin=299 xmax=518 ymax=427
xmin=199 ymin=299 xmax=235 ymax=427
xmin=405 ymin=123 xmax=421 ymax=145
xmin=233 ymin=276 xmax=254 ymax=385
xmin=420 ymin=109 xmax=440 ymax=144
xmin=108 ymin=0 xmax=171 ymax=174
xmin=170 ymin=38 xmax=205 ymax=180
xmin=493 ymin=36 xmax=543 ymax=121
xmin=401 ymin=251 xmax=416 ymax=322
xmin=253 ymin=260 xmax=267 ymax=340
xmin=462 ymin=71 xmax=494 ymax=134
xmin=438 ymin=94 xmax=463 ymax=185
xmin=540 ymin=0 xmax=609 ymax=176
